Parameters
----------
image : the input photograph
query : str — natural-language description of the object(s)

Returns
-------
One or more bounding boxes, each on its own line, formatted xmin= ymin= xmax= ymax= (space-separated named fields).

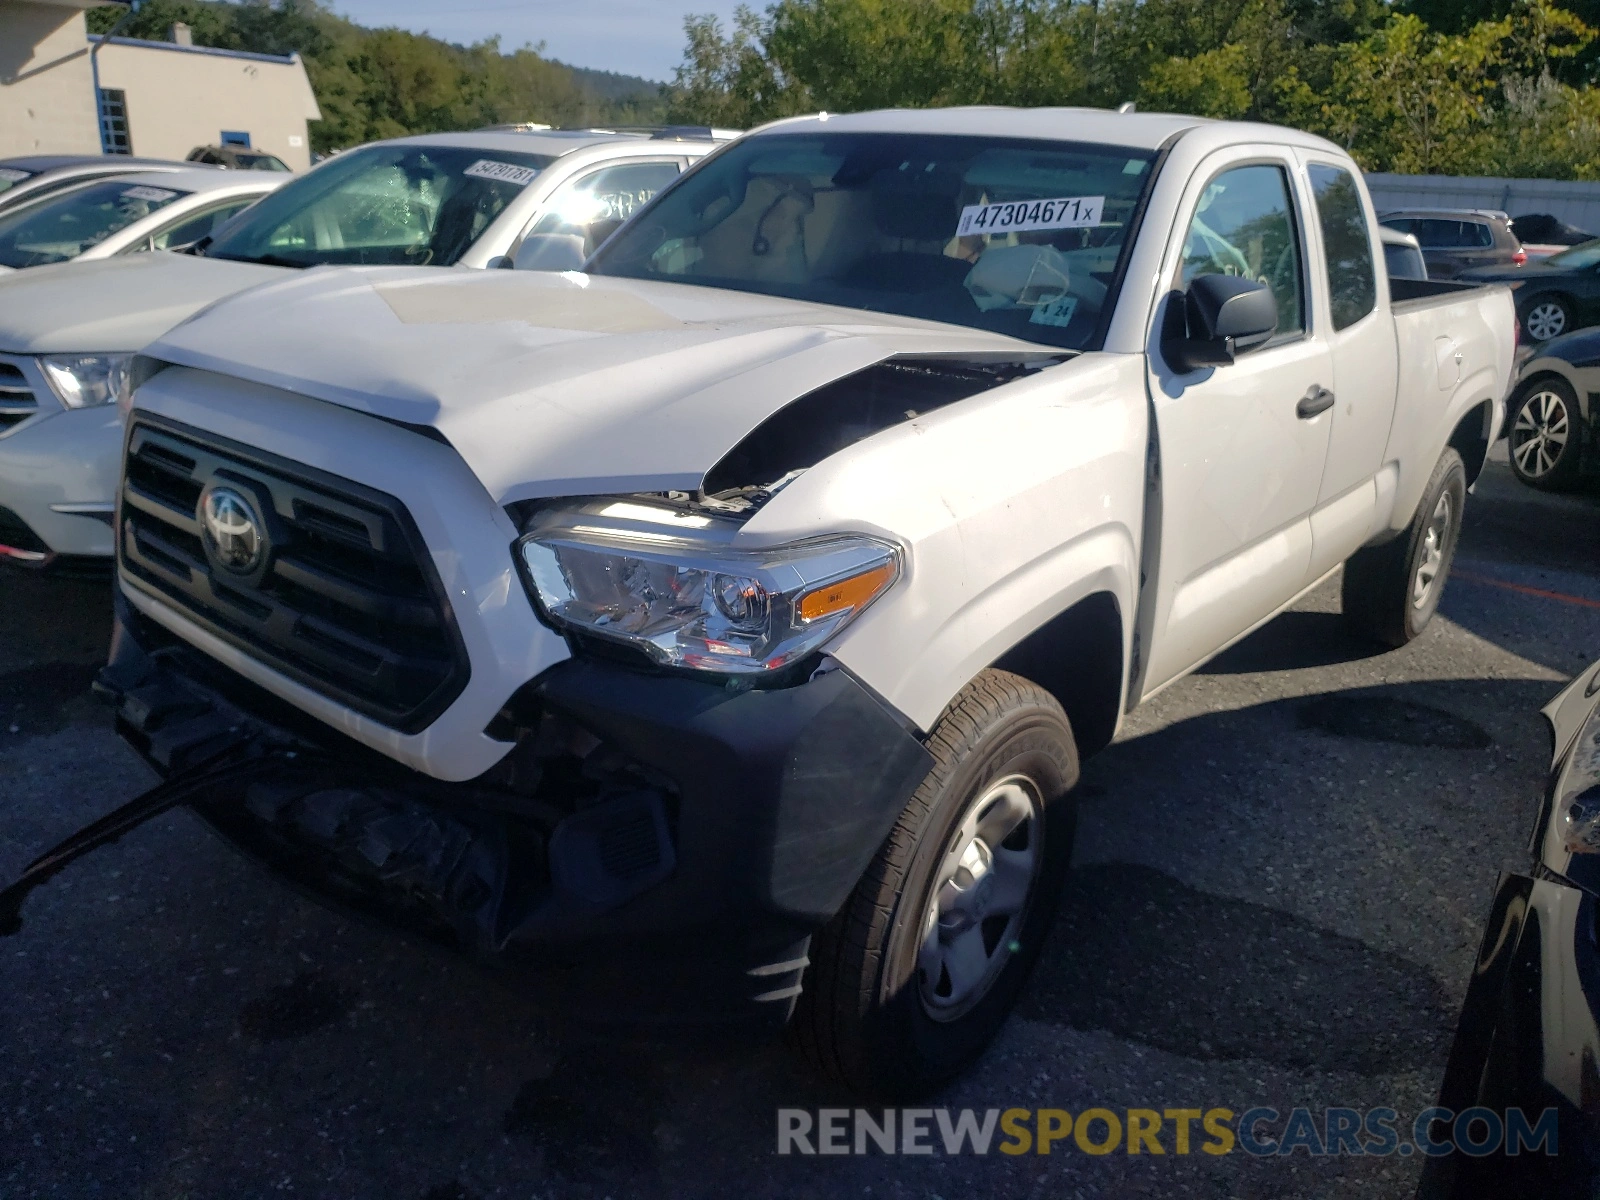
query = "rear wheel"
xmin=1341 ymin=447 xmax=1467 ymax=647
xmin=1522 ymin=296 xmax=1572 ymax=342
xmin=1508 ymin=378 xmax=1582 ymax=491
xmin=790 ymin=669 xmax=1078 ymax=1097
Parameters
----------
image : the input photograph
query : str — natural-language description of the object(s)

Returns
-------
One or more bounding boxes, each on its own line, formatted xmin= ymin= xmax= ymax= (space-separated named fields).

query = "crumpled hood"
xmin=147 ymin=266 xmax=1052 ymax=503
xmin=0 ymin=253 xmax=285 ymax=354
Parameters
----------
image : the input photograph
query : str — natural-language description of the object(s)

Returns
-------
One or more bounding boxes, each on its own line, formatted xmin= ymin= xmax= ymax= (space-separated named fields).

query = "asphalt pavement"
xmin=2 ymin=445 xmax=1597 ymax=1199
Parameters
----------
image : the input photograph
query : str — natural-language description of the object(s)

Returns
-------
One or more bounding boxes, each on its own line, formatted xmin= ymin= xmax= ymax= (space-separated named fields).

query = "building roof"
xmin=89 ymin=35 xmax=302 ymax=67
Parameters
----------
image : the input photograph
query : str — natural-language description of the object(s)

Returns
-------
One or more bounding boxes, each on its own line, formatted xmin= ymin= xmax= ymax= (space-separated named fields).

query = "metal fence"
xmin=1365 ymin=172 xmax=1600 ymax=232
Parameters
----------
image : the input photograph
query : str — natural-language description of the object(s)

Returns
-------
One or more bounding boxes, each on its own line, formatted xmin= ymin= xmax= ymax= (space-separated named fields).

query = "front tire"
xmin=1522 ymin=296 xmax=1572 ymax=342
xmin=1507 ymin=378 xmax=1582 ymax=490
xmin=790 ymin=669 xmax=1078 ymax=1097
xmin=1341 ymin=447 xmax=1467 ymax=647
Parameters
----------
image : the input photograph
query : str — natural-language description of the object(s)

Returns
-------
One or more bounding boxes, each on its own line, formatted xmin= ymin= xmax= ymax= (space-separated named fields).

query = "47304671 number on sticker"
xmin=957 ymin=195 xmax=1105 ymax=237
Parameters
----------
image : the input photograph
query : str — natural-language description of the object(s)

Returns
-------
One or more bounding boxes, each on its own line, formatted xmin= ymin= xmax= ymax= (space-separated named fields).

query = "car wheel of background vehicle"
xmin=1341 ymin=447 xmax=1467 ymax=648
xmin=1507 ymin=378 xmax=1582 ymax=491
xmin=1522 ymin=296 xmax=1571 ymax=342
xmin=790 ymin=668 xmax=1078 ymax=1098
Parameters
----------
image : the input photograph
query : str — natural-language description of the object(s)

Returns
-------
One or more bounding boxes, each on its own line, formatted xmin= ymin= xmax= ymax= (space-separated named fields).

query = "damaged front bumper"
xmin=82 ymin=585 xmax=933 ymax=1026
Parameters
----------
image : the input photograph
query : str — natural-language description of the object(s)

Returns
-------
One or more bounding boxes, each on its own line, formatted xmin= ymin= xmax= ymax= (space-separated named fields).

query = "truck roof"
xmin=749 ymin=106 xmax=1344 ymax=156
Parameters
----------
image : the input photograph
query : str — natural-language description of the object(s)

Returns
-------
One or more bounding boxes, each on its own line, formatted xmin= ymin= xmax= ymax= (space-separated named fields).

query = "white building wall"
xmin=94 ymin=38 xmax=321 ymax=171
xmin=0 ymin=1 xmax=102 ymax=157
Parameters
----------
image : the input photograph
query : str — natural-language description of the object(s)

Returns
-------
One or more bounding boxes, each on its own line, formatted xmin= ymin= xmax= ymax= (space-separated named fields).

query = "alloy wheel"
xmin=917 ymin=774 xmax=1042 ymax=1021
xmin=1411 ymin=491 xmax=1453 ymax=609
xmin=1510 ymin=388 xmax=1571 ymax=480
xmin=1526 ymin=301 xmax=1568 ymax=341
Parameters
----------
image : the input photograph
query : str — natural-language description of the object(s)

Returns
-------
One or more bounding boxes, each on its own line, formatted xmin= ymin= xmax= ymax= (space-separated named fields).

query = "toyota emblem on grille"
xmin=200 ymin=485 xmax=264 ymax=574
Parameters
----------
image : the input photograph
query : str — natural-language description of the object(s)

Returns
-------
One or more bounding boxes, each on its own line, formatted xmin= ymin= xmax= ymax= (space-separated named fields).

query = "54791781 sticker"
xmin=464 ymin=159 xmax=540 ymax=188
xmin=957 ymin=195 xmax=1104 ymax=237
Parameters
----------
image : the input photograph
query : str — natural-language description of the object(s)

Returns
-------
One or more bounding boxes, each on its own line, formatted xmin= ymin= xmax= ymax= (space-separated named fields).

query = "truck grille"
xmin=0 ymin=359 xmax=39 ymax=430
xmin=118 ymin=415 xmax=469 ymax=733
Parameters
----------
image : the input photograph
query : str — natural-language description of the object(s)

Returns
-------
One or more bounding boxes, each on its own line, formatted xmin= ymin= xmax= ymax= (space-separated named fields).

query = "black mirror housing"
xmin=1163 ymin=274 xmax=1279 ymax=372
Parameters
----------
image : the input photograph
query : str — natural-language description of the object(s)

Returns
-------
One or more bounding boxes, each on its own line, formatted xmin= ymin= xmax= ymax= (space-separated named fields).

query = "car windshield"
xmin=1544 ymin=239 xmax=1600 ymax=270
xmin=587 ymin=132 xmax=1158 ymax=350
xmin=204 ymin=143 xmax=553 ymax=268
xmin=0 ymin=166 xmax=36 ymax=195
xmin=0 ymin=178 xmax=187 ymax=268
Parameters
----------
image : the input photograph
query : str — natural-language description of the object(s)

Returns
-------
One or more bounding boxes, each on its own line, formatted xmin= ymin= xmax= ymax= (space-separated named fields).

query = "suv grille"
xmin=118 ymin=415 xmax=469 ymax=733
xmin=0 ymin=360 xmax=39 ymax=430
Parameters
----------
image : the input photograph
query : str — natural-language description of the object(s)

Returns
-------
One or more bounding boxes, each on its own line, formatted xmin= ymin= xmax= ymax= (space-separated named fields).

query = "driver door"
xmin=1138 ymin=149 xmax=1335 ymax=695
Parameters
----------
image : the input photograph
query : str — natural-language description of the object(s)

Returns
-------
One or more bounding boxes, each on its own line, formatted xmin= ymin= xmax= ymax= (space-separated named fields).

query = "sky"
xmin=329 ymin=1 xmax=749 ymax=82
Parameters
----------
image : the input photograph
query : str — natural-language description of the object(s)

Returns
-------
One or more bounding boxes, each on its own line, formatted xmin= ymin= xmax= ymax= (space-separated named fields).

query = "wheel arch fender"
xmin=832 ymin=526 xmax=1137 ymax=748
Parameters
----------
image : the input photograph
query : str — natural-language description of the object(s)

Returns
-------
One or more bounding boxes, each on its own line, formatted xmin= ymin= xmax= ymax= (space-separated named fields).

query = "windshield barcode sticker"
xmin=120 ymin=186 xmax=177 ymax=203
xmin=0 ymin=169 xmax=28 ymax=183
xmin=464 ymin=159 xmax=539 ymax=187
xmin=957 ymin=195 xmax=1104 ymax=236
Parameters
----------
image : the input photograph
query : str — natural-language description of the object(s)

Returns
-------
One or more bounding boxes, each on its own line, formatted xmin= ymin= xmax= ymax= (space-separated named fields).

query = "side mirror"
xmin=1164 ymin=274 xmax=1278 ymax=371
xmin=512 ymin=233 xmax=587 ymax=272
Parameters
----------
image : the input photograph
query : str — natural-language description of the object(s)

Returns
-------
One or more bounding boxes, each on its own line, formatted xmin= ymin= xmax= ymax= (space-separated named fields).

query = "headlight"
xmin=518 ymin=500 xmax=900 ymax=674
xmin=39 ymin=353 xmax=134 ymax=410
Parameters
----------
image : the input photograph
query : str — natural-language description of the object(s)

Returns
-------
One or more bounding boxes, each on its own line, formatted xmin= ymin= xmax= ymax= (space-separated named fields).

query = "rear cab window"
xmin=1308 ymin=164 xmax=1377 ymax=330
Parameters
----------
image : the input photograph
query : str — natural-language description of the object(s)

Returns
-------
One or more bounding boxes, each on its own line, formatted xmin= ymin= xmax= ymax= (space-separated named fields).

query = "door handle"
xmin=1297 ymin=385 xmax=1336 ymax=419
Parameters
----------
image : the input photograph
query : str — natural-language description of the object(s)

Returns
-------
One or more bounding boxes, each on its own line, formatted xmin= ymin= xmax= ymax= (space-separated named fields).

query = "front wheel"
xmin=790 ymin=669 xmax=1078 ymax=1097
xmin=1522 ymin=296 xmax=1572 ymax=342
xmin=1341 ymin=447 xmax=1467 ymax=647
xmin=1508 ymin=378 xmax=1582 ymax=490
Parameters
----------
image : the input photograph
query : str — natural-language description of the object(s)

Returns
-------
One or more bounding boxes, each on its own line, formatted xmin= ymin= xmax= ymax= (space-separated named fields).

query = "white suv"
xmin=0 ymin=129 xmax=721 ymax=566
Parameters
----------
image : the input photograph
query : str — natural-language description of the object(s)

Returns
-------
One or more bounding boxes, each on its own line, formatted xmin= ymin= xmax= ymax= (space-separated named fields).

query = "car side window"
xmin=527 ymin=160 xmax=682 ymax=257
xmin=1308 ymin=164 xmax=1377 ymax=331
xmin=147 ymin=200 xmax=256 ymax=251
xmin=1179 ymin=163 xmax=1304 ymax=337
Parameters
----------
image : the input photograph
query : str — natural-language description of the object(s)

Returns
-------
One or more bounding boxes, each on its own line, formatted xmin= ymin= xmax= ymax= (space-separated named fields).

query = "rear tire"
xmin=1507 ymin=378 xmax=1583 ymax=491
xmin=1341 ymin=447 xmax=1467 ymax=648
xmin=790 ymin=669 xmax=1078 ymax=1098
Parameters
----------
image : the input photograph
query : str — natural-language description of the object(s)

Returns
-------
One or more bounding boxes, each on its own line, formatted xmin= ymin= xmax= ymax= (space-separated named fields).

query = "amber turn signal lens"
xmin=796 ymin=561 xmax=897 ymax=622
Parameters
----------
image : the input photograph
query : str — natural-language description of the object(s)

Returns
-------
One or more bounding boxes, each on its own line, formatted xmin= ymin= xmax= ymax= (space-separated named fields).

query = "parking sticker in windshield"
xmin=464 ymin=159 xmax=540 ymax=187
xmin=120 ymin=186 xmax=177 ymax=203
xmin=958 ymin=195 xmax=1105 ymax=237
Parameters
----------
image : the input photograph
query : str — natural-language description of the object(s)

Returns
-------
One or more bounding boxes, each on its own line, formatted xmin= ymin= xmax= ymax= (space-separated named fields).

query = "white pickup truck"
xmin=67 ymin=108 xmax=1512 ymax=1095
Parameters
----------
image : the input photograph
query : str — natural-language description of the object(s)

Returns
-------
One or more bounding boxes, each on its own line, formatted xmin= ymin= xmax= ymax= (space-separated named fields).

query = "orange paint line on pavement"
xmin=1453 ymin=569 xmax=1600 ymax=611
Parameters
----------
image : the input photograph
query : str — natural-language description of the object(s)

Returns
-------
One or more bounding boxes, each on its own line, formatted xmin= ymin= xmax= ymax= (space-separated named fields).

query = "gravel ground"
xmin=2 ymin=446 xmax=1597 ymax=1199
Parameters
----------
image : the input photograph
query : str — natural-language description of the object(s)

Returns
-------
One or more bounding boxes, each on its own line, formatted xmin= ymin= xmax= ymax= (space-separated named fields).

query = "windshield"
xmin=0 ymin=167 xmax=36 ymax=195
xmin=587 ymin=133 xmax=1157 ymax=350
xmin=0 ymin=179 xmax=187 ymax=268
xmin=205 ymin=143 xmax=553 ymax=268
xmin=1544 ymin=239 xmax=1600 ymax=270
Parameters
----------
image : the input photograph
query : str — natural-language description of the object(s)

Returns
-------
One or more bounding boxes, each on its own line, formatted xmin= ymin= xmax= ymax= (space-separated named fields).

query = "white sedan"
xmin=0 ymin=168 xmax=283 ymax=274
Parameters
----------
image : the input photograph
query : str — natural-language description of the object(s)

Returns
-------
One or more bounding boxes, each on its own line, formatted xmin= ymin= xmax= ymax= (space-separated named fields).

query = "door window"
xmin=1308 ymin=165 xmax=1377 ymax=330
xmin=1179 ymin=163 xmax=1304 ymax=337
xmin=146 ymin=199 xmax=257 ymax=251
xmin=527 ymin=160 xmax=682 ymax=257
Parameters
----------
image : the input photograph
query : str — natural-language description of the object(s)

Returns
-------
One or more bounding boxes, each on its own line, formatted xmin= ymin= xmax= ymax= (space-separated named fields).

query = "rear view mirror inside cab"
xmin=1162 ymin=273 xmax=1279 ymax=372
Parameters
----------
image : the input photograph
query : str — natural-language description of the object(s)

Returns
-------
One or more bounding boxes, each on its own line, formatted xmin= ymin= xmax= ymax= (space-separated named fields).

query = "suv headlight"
xmin=517 ymin=500 xmax=900 ymax=674
xmin=39 ymin=353 xmax=134 ymax=410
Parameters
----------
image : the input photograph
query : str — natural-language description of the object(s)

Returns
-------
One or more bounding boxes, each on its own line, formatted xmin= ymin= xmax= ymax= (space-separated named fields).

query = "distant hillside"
xmin=562 ymin=63 xmax=666 ymax=105
xmin=88 ymin=0 xmax=670 ymax=150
